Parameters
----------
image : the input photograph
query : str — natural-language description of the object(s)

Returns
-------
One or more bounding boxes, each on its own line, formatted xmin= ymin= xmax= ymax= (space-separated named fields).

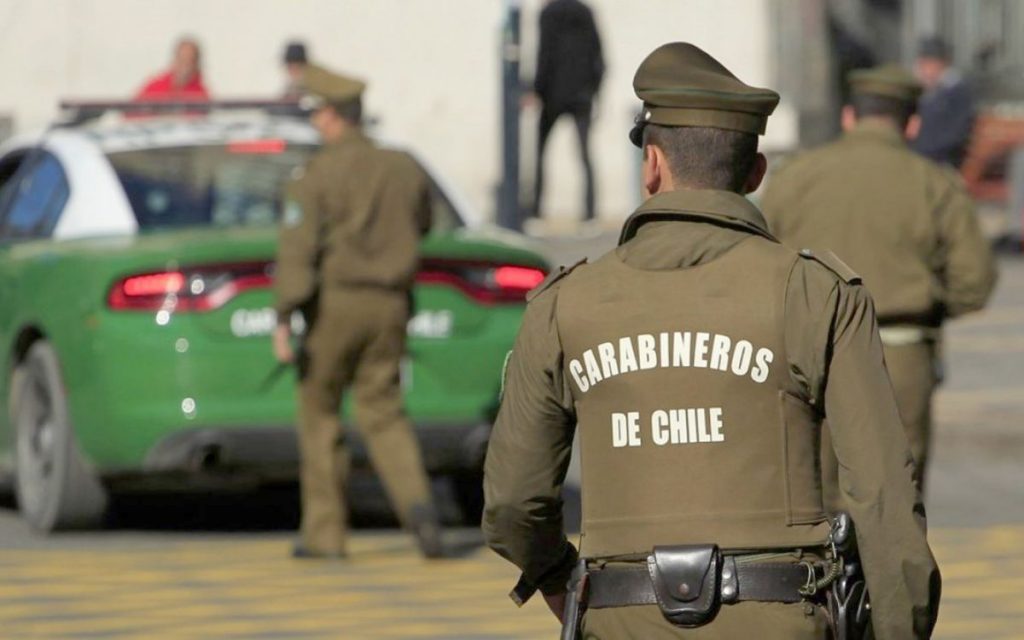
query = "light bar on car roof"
xmin=57 ymin=99 xmax=310 ymax=125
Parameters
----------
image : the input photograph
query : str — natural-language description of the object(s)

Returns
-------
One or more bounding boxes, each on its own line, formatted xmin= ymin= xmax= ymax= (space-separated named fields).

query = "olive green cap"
xmin=848 ymin=64 xmax=922 ymax=103
xmin=299 ymin=63 xmax=366 ymax=110
xmin=630 ymin=42 xmax=780 ymax=147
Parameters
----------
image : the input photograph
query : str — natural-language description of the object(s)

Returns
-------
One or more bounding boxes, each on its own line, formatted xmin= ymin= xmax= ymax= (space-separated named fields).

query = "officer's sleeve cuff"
xmin=509 ymin=574 xmax=537 ymax=608
xmin=507 ymin=542 xmax=578 ymax=606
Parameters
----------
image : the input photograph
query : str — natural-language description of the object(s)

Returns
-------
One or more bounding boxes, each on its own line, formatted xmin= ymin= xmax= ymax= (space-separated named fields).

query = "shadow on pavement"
xmin=0 ymin=476 xmax=583 ymax=539
xmin=105 ymin=486 xmax=302 ymax=532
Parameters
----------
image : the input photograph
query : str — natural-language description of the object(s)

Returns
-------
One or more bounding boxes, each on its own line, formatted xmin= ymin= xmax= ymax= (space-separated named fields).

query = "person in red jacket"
xmin=135 ymin=37 xmax=210 ymax=101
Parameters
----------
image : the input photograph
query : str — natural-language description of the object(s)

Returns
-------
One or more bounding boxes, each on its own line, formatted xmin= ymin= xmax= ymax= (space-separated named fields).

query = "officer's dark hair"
xmin=643 ymin=124 xmax=759 ymax=193
xmin=330 ymin=98 xmax=363 ymax=125
xmin=850 ymin=94 xmax=916 ymax=129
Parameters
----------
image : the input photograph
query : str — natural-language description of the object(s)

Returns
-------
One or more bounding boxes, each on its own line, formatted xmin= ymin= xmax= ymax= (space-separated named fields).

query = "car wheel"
xmin=12 ymin=341 xmax=108 ymax=532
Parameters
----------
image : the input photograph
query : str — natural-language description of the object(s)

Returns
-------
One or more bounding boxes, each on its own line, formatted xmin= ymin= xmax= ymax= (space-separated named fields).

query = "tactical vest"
xmin=556 ymin=237 xmax=830 ymax=558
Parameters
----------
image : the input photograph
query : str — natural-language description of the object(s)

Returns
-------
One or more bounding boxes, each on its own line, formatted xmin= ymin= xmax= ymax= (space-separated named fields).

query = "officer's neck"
xmin=320 ymin=120 xmax=358 ymax=144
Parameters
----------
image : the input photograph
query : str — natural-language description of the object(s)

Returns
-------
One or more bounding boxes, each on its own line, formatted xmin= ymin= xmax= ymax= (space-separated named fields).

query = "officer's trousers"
xmin=881 ymin=341 xmax=938 ymax=491
xmin=296 ymin=286 xmax=432 ymax=555
xmin=581 ymin=602 xmax=829 ymax=639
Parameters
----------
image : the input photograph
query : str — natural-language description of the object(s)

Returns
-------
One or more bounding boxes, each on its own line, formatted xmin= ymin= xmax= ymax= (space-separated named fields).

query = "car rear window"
xmin=107 ymin=143 xmax=462 ymax=232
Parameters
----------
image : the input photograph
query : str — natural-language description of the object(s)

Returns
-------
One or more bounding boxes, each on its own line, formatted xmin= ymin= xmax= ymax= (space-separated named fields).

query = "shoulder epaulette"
xmin=797 ymin=248 xmax=862 ymax=285
xmin=526 ymin=258 xmax=587 ymax=302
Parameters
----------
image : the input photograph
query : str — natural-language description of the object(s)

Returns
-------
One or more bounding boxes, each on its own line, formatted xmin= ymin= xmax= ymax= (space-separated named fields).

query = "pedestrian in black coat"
xmin=530 ymin=0 xmax=604 ymax=221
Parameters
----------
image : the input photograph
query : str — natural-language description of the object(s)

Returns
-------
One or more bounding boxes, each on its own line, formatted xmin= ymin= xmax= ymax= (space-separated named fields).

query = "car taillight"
xmin=493 ymin=265 xmax=547 ymax=291
xmin=107 ymin=261 xmax=273 ymax=312
xmin=227 ymin=139 xmax=287 ymax=154
xmin=121 ymin=272 xmax=186 ymax=297
xmin=416 ymin=260 xmax=547 ymax=304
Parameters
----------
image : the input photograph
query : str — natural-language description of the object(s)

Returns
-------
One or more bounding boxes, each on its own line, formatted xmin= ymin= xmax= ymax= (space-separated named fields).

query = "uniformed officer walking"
xmin=483 ymin=44 xmax=939 ymax=639
xmin=762 ymin=65 xmax=997 ymax=492
xmin=273 ymin=63 xmax=443 ymax=559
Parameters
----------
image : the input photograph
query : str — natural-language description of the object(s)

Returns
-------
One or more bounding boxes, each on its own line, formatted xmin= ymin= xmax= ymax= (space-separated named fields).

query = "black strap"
xmin=588 ymin=560 xmax=818 ymax=609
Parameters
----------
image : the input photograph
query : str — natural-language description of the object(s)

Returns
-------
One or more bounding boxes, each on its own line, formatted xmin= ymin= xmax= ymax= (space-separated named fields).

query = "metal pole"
xmin=497 ymin=0 xmax=522 ymax=231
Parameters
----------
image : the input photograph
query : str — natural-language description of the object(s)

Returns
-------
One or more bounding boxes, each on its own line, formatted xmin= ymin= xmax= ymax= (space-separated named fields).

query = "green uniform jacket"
xmin=483 ymin=190 xmax=940 ymax=640
xmin=761 ymin=121 xmax=996 ymax=324
xmin=274 ymin=131 xmax=433 ymax=317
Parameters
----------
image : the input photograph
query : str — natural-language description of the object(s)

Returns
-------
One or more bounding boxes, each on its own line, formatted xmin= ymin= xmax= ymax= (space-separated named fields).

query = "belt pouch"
xmin=646 ymin=544 xmax=722 ymax=627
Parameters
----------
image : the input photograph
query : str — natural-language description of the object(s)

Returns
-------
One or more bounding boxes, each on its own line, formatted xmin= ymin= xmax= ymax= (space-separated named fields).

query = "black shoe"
xmin=409 ymin=504 xmax=445 ymax=559
xmin=291 ymin=542 xmax=347 ymax=560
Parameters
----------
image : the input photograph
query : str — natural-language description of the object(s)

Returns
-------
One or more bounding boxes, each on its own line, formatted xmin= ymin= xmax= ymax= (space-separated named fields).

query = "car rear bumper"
xmin=137 ymin=422 xmax=491 ymax=479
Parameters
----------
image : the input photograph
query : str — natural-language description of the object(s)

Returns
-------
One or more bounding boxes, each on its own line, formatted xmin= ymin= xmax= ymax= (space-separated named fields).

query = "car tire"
xmin=12 ymin=341 xmax=108 ymax=532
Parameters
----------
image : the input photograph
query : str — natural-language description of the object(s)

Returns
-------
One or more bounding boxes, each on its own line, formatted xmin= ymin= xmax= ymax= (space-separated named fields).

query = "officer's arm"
xmin=936 ymin=178 xmax=997 ymax=318
xmin=414 ymin=170 xmax=433 ymax=237
xmin=273 ymin=169 xmax=323 ymax=318
xmin=483 ymin=286 xmax=577 ymax=604
xmin=804 ymin=274 xmax=940 ymax=640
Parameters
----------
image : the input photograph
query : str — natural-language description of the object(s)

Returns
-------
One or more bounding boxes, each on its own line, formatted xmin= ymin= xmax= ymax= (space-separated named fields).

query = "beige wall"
xmin=0 ymin=0 xmax=795 ymax=224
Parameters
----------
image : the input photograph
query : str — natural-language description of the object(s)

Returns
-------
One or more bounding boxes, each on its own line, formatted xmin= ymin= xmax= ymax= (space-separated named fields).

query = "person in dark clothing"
xmin=282 ymin=41 xmax=309 ymax=99
xmin=912 ymin=36 xmax=976 ymax=168
xmin=530 ymin=0 xmax=604 ymax=221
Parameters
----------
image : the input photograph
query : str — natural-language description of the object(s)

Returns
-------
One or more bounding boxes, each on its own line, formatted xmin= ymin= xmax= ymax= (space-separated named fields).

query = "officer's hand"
xmin=273 ymin=324 xmax=295 ymax=364
xmin=543 ymin=592 xmax=566 ymax=623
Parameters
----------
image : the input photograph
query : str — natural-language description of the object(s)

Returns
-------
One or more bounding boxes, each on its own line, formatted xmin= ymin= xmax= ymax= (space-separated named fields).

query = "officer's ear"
xmin=904 ymin=114 xmax=922 ymax=140
xmin=841 ymin=105 xmax=858 ymax=132
xmin=743 ymin=153 xmax=768 ymax=195
xmin=642 ymin=143 xmax=668 ymax=197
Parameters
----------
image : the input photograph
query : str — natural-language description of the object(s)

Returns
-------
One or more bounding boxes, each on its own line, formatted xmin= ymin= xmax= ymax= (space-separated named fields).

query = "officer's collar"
xmin=618 ymin=189 xmax=774 ymax=245
xmin=843 ymin=120 xmax=906 ymax=147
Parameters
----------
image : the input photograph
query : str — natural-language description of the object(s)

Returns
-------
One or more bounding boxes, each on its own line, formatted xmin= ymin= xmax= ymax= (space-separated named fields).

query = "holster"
xmin=826 ymin=513 xmax=872 ymax=639
xmin=560 ymin=558 xmax=588 ymax=640
xmin=646 ymin=544 xmax=723 ymax=628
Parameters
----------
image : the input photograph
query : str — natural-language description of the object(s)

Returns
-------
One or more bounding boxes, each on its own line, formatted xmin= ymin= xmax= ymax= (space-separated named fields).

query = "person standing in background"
xmin=135 ymin=37 xmax=210 ymax=101
xmin=273 ymin=64 xmax=444 ymax=560
xmin=282 ymin=41 xmax=309 ymax=99
xmin=762 ymin=65 xmax=997 ymax=494
xmin=529 ymin=0 xmax=604 ymax=223
xmin=912 ymin=36 xmax=976 ymax=168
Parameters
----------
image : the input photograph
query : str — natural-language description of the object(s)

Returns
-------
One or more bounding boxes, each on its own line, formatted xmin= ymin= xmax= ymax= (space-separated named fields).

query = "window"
xmin=0 ymin=150 xmax=29 ymax=213
xmin=0 ymin=150 xmax=27 ymax=193
xmin=108 ymin=145 xmax=317 ymax=230
xmin=106 ymin=143 xmax=464 ymax=232
xmin=0 ymin=152 xmax=70 ymax=241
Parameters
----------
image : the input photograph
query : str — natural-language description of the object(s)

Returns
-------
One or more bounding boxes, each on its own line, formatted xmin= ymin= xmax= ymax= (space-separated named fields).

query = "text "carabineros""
xmin=569 ymin=331 xmax=775 ymax=394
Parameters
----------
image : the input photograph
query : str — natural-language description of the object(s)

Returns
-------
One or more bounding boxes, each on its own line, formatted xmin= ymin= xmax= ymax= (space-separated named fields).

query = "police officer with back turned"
xmin=762 ymin=65 xmax=996 ymax=494
xmin=273 ymin=63 xmax=443 ymax=560
xmin=483 ymin=43 xmax=939 ymax=639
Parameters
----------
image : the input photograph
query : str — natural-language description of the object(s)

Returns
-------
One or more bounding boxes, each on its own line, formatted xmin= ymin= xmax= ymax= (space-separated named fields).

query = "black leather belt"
xmin=587 ymin=558 xmax=819 ymax=608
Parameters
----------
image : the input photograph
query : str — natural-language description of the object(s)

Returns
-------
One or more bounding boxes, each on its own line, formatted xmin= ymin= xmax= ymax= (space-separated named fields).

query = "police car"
xmin=0 ymin=101 xmax=548 ymax=531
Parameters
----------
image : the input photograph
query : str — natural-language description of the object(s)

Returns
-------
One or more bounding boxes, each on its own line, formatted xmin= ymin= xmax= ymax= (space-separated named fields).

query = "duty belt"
xmin=561 ymin=517 xmax=864 ymax=639
xmin=878 ymin=325 xmax=938 ymax=347
xmin=587 ymin=557 xmax=830 ymax=609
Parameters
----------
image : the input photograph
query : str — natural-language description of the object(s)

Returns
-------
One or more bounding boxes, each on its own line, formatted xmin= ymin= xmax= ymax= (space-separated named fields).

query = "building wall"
xmin=0 ymin=0 xmax=794 ymax=224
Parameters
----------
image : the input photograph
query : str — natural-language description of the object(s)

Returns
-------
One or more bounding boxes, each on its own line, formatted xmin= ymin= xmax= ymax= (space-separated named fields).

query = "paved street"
xmin=1 ymin=240 xmax=1022 ymax=639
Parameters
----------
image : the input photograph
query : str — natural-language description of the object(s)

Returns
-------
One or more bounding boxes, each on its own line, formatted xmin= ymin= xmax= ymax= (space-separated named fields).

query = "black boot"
xmin=408 ymin=504 xmax=445 ymax=559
